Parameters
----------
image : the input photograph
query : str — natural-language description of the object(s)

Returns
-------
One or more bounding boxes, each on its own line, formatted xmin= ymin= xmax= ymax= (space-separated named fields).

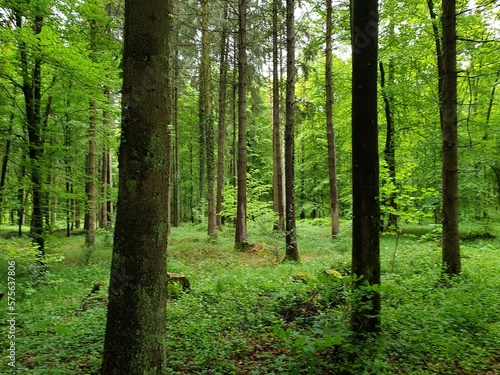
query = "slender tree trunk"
xmin=235 ymin=0 xmax=248 ymax=250
xmin=272 ymin=0 xmax=285 ymax=231
xmin=100 ymin=0 xmax=169 ymax=372
xmin=350 ymin=0 xmax=381 ymax=335
xmin=427 ymin=0 xmax=444 ymax=127
xmin=200 ymin=0 xmax=216 ymax=238
xmin=0 ymin=111 xmax=14 ymax=223
xmin=172 ymin=45 xmax=181 ymax=227
xmin=284 ymin=0 xmax=298 ymax=261
xmin=441 ymin=0 xmax=460 ymax=275
xmin=17 ymin=161 xmax=26 ymax=238
xmin=85 ymin=101 xmax=97 ymax=247
xmin=325 ymin=0 xmax=339 ymax=237
xmin=379 ymin=60 xmax=398 ymax=230
xmin=216 ymin=2 xmax=229 ymax=230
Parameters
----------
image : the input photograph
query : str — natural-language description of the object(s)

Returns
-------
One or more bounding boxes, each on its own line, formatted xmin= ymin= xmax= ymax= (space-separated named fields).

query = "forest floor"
xmin=0 ymin=218 xmax=499 ymax=374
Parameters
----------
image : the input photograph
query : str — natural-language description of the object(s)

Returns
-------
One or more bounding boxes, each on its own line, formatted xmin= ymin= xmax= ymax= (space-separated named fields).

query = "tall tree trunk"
xmin=235 ymin=0 xmax=248 ymax=250
xmin=15 ymin=7 xmax=46 ymax=257
xmin=172 ymin=45 xmax=181 ymax=227
xmin=272 ymin=0 xmax=285 ymax=231
xmin=200 ymin=0 xmax=216 ymax=238
xmin=441 ymin=0 xmax=460 ymax=275
xmin=0 ymin=111 xmax=14 ymax=223
xmin=350 ymin=0 xmax=381 ymax=335
xmin=85 ymin=101 xmax=97 ymax=247
xmin=100 ymin=0 xmax=169 ymax=372
xmin=427 ymin=0 xmax=444 ymax=127
xmin=17 ymin=160 xmax=26 ymax=238
xmin=379 ymin=60 xmax=398 ymax=230
xmin=216 ymin=2 xmax=229 ymax=230
xmin=284 ymin=0 xmax=298 ymax=261
xmin=325 ymin=0 xmax=339 ymax=237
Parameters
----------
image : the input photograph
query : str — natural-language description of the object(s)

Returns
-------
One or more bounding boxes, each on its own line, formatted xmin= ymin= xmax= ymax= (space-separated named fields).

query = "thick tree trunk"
xmin=325 ymin=0 xmax=339 ymax=237
xmin=15 ymin=7 xmax=46 ymax=256
xmin=350 ymin=0 xmax=381 ymax=335
xmin=235 ymin=0 xmax=248 ymax=250
xmin=100 ymin=0 xmax=169 ymax=373
xmin=272 ymin=0 xmax=285 ymax=231
xmin=216 ymin=3 xmax=229 ymax=230
xmin=441 ymin=0 xmax=460 ymax=275
xmin=284 ymin=0 xmax=298 ymax=261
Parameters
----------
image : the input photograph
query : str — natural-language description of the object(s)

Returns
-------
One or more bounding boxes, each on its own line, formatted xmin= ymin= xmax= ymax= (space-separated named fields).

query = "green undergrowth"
xmin=0 ymin=220 xmax=499 ymax=374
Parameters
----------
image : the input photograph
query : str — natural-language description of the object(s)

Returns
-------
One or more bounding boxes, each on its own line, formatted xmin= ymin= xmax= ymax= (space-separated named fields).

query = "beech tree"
xmin=100 ymin=0 xmax=170 ymax=372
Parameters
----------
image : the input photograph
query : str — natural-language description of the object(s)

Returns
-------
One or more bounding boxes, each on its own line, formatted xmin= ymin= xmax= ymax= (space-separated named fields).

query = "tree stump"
xmin=167 ymin=273 xmax=190 ymax=299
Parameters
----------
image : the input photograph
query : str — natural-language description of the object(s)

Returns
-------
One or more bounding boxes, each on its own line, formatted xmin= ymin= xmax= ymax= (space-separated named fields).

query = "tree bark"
xmin=284 ymin=0 xmax=298 ymax=261
xmin=100 ymin=0 xmax=169 ymax=372
xmin=272 ymin=0 xmax=285 ymax=232
xmin=85 ymin=101 xmax=97 ymax=247
xmin=216 ymin=2 xmax=229 ymax=230
xmin=235 ymin=0 xmax=248 ymax=250
xmin=325 ymin=0 xmax=340 ymax=237
xmin=350 ymin=0 xmax=381 ymax=335
xmin=441 ymin=0 xmax=460 ymax=275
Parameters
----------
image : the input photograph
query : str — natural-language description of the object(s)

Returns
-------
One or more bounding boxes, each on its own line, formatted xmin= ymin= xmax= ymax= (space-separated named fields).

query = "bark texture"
xmin=235 ymin=0 xmax=248 ymax=249
xmin=100 ymin=0 xmax=169 ymax=373
xmin=284 ymin=0 xmax=298 ymax=261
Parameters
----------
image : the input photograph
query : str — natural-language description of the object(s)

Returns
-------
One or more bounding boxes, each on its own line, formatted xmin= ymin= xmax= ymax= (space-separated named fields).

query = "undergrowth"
xmin=0 ymin=220 xmax=499 ymax=374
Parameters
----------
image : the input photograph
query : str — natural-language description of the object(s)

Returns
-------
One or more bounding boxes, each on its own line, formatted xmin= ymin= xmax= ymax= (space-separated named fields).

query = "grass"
xmin=0 ymin=219 xmax=499 ymax=374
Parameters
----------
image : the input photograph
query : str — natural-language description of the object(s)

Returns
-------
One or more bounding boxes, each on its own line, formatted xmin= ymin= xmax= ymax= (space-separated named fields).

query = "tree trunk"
xmin=284 ymin=0 xmax=298 ymax=261
xmin=325 ymin=0 xmax=339 ymax=237
xmin=272 ymin=0 xmax=285 ymax=231
xmin=16 ymin=7 xmax=46 ymax=257
xmin=235 ymin=0 xmax=248 ymax=250
xmin=100 ymin=0 xmax=169 ymax=373
xmin=200 ymin=0 xmax=216 ymax=238
xmin=216 ymin=2 xmax=229 ymax=230
xmin=427 ymin=0 xmax=444 ymax=128
xmin=172 ymin=44 xmax=181 ymax=227
xmin=350 ymin=0 xmax=381 ymax=335
xmin=441 ymin=0 xmax=460 ymax=275
xmin=379 ymin=60 xmax=398 ymax=231
xmin=0 ymin=111 xmax=14 ymax=223
xmin=85 ymin=101 xmax=97 ymax=247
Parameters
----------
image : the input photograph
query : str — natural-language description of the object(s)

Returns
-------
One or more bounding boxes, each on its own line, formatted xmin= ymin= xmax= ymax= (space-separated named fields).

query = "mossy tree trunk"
xmin=350 ymin=0 xmax=381 ymax=335
xmin=284 ymin=0 xmax=298 ymax=261
xmin=100 ymin=0 xmax=170 ymax=373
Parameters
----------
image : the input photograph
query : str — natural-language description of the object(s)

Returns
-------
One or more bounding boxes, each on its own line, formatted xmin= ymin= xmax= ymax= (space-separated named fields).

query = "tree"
xmin=216 ymin=2 xmax=230 ymax=230
xmin=325 ymin=0 xmax=340 ymax=237
xmin=350 ymin=0 xmax=381 ymax=334
xmin=100 ymin=0 xmax=170 ymax=372
xmin=272 ymin=0 xmax=285 ymax=231
xmin=441 ymin=0 xmax=460 ymax=275
xmin=283 ymin=0 xmax=298 ymax=261
xmin=235 ymin=0 xmax=248 ymax=250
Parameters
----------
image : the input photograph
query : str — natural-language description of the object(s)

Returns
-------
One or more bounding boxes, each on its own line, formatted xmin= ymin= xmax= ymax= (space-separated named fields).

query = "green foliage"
xmin=1 ymin=224 xmax=500 ymax=373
